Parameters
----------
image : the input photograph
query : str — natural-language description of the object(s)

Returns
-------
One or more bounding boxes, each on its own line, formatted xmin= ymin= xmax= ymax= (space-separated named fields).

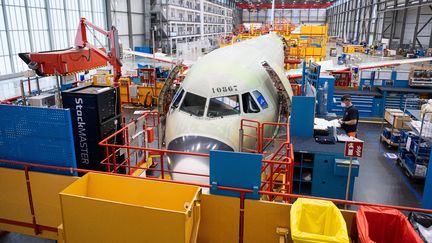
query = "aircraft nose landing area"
xmin=167 ymin=135 xmax=234 ymax=184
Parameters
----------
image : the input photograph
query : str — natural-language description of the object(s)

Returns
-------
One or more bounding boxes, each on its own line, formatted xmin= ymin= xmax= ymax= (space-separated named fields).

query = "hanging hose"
xmin=144 ymin=91 xmax=153 ymax=107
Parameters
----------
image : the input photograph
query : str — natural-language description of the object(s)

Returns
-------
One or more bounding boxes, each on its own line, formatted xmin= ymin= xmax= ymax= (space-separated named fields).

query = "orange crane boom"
xmin=19 ymin=18 xmax=122 ymax=84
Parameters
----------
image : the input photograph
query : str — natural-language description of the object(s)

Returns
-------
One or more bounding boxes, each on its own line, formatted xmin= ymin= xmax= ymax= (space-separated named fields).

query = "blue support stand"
xmin=0 ymin=105 xmax=77 ymax=175
xmin=301 ymin=61 xmax=321 ymax=96
xmin=209 ymin=150 xmax=262 ymax=199
xmin=290 ymin=96 xmax=315 ymax=137
xmin=316 ymin=75 xmax=335 ymax=115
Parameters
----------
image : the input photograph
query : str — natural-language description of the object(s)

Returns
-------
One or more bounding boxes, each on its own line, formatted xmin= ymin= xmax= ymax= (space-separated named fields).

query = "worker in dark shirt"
xmin=338 ymin=94 xmax=359 ymax=137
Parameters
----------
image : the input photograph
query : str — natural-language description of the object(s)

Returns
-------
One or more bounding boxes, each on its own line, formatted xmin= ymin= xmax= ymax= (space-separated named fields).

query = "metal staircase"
xmin=239 ymin=119 xmax=294 ymax=202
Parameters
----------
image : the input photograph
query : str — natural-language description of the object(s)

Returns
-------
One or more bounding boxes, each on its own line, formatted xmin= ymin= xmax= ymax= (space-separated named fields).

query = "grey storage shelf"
xmin=293 ymin=152 xmax=314 ymax=195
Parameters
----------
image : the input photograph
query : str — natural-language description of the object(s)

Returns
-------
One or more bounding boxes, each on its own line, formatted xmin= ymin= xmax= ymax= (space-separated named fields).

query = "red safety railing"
xmin=239 ymin=119 xmax=261 ymax=153
xmin=99 ymin=111 xmax=163 ymax=175
xmin=261 ymin=121 xmax=289 ymax=154
xmin=2 ymin=159 xmax=432 ymax=243
xmin=261 ymin=142 xmax=294 ymax=201
xmin=99 ymin=111 xmax=213 ymax=181
xmin=332 ymin=71 xmax=352 ymax=87
xmin=239 ymin=119 xmax=294 ymax=201
xmin=99 ymin=113 xmax=295 ymax=203
xmin=260 ymin=122 xmax=294 ymax=200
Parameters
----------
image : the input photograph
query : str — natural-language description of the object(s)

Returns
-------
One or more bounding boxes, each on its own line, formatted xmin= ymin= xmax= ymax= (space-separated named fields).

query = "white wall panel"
xmin=119 ymin=35 xmax=130 ymax=49
xmin=115 ymin=12 xmax=129 ymax=35
xmin=131 ymin=14 xmax=145 ymax=34
xmin=113 ymin=0 xmax=128 ymax=12
xmin=0 ymin=0 xmax=107 ymax=75
xmin=328 ymin=0 xmax=432 ymax=48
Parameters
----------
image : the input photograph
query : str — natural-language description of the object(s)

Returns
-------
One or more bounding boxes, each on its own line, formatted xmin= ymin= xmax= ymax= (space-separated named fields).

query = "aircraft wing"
xmin=286 ymin=57 xmax=432 ymax=79
xmin=123 ymin=49 xmax=195 ymax=66
xmin=356 ymin=57 xmax=432 ymax=70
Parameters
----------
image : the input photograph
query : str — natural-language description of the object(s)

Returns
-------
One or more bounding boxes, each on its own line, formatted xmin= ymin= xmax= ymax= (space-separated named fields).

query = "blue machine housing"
xmin=329 ymin=69 xmax=422 ymax=117
xmin=134 ymin=46 xmax=153 ymax=54
xmin=316 ymin=75 xmax=335 ymax=115
xmin=300 ymin=62 xmax=335 ymax=116
xmin=359 ymin=69 xmax=410 ymax=89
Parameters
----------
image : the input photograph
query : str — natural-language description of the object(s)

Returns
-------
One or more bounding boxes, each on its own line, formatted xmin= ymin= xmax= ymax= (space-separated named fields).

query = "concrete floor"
xmin=354 ymin=122 xmax=423 ymax=208
xmin=0 ymin=233 xmax=54 ymax=243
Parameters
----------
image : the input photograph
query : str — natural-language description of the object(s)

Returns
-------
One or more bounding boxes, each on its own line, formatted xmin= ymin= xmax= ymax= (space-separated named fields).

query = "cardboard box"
xmin=384 ymin=109 xmax=411 ymax=129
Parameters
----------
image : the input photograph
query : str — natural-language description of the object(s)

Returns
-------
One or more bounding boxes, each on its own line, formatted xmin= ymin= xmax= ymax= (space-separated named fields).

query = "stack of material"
xmin=411 ymin=120 xmax=432 ymax=138
xmin=384 ymin=108 xmax=411 ymax=129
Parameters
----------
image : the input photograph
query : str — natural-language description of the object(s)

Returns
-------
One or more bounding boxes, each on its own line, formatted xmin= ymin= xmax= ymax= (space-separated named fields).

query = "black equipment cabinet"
xmin=62 ymin=86 xmax=122 ymax=172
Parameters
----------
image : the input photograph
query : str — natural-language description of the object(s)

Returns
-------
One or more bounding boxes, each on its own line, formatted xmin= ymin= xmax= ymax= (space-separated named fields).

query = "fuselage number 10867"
xmin=212 ymin=85 xmax=238 ymax=94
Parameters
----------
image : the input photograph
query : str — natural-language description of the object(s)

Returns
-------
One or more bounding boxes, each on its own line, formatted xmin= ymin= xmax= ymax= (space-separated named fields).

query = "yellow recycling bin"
xmin=290 ymin=198 xmax=349 ymax=243
xmin=60 ymin=173 xmax=201 ymax=243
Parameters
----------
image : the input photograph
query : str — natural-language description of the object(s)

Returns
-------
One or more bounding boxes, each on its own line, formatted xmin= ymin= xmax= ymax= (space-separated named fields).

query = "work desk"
xmin=290 ymin=135 xmax=359 ymax=200
xmin=291 ymin=136 xmax=345 ymax=155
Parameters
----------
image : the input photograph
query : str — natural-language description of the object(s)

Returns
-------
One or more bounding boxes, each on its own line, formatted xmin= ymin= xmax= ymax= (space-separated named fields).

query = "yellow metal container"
xmin=92 ymin=74 xmax=113 ymax=86
xmin=60 ymin=173 xmax=201 ymax=243
xmin=119 ymin=79 xmax=164 ymax=106
xmin=300 ymin=25 xmax=327 ymax=36
xmin=0 ymin=168 xmax=77 ymax=240
xmin=119 ymin=77 xmax=131 ymax=104
xmin=197 ymin=194 xmax=240 ymax=243
xmin=343 ymin=46 xmax=357 ymax=54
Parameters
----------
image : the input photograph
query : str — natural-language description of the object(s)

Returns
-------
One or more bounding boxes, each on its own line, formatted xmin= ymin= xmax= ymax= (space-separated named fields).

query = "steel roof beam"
xmin=236 ymin=3 xmax=332 ymax=9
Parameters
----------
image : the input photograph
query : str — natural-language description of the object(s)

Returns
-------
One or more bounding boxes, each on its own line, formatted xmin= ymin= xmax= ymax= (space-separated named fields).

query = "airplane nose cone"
xmin=167 ymin=136 xmax=234 ymax=184
xmin=168 ymin=135 xmax=234 ymax=153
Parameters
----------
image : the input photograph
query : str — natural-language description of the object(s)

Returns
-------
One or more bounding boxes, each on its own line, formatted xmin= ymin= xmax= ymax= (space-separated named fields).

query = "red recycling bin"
xmin=356 ymin=206 xmax=423 ymax=243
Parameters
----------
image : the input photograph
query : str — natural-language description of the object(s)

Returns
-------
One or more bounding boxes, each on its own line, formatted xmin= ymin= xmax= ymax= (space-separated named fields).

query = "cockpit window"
xmin=171 ymin=89 xmax=184 ymax=109
xmin=207 ymin=95 xmax=240 ymax=118
xmin=180 ymin=92 xmax=206 ymax=117
xmin=252 ymin=90 xmax=268 ymax=109
xmin=242 ymin=92 xmax=260 ymax=113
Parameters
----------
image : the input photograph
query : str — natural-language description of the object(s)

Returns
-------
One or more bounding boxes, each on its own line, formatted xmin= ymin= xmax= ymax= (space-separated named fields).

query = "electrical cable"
xmin=68 ymin=48 xmax=91 ymax=62
xmin=87 ymin=24 xmax=106 ymax=48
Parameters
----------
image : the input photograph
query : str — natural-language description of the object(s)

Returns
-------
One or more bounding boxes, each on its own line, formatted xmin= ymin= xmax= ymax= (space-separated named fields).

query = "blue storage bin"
xmin=155 ymin=67 xmax=166 ymax=79
xmin=404 ymin=153 xmax=416 ymax=173
xmin=412 ymin=140 xmax=432 ymax=156
xmin=382 ymin=129 xmax=391 ymax=139
xmin=162 ymin=70 xmax=169 ymax=78
xmin=131 ymin=77 xmax=141 ymax=85
xmin=390 ymin=133 xmax=402 ymax=143
xmin=399 ymin=148 xmax=408 ymax=159
xmin=403 ymin=152 xmax=429 ymax=178
xmin=400 ymin=131 xmax=409 ymax=143
xmin=134 ymin=46 xmax=152 ymax=54
xmin=138 ymin=63 xmax=153 ymax=68
xmin=407 ymin=136 xmax=419 ymax=152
